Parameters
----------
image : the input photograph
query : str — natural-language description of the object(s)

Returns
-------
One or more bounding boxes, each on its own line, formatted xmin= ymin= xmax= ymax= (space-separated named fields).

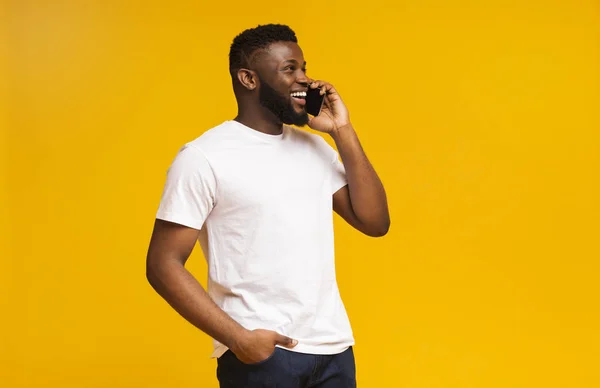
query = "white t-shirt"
xmin=155 ymin=120 xmax=354 ymax=358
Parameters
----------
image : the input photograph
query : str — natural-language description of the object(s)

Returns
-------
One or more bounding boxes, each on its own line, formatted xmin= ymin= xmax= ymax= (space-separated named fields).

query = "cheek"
xmin=278 ymin=75 xmax=295 ymax=89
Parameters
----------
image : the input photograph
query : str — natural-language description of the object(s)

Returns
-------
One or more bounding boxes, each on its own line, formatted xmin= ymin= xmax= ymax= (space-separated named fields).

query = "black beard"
xmin=258 ymin=76 xmax=309 ymax=126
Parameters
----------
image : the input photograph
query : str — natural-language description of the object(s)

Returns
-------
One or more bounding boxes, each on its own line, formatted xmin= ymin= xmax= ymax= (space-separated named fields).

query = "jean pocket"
xmin=243 ymin=347 xmax=279 ymax=367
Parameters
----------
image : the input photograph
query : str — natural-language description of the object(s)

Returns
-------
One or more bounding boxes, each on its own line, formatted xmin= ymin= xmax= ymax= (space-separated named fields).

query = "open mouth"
xmin=290 ymin=91 xmax=306 ymax=106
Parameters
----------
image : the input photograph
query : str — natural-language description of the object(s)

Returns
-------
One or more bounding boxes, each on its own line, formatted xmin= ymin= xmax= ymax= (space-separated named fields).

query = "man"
xmin=146 ymin=24 xmax=390 ymax=387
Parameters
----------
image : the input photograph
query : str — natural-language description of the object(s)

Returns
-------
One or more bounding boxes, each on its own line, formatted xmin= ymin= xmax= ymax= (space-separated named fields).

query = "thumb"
xmin=275 ymin=333 xmax=298 ymax=348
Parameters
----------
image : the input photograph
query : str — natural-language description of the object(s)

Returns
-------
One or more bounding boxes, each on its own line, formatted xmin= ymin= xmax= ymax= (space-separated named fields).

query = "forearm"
xmin=331 ymin=123 xmax=390 ymax=233
xmin=146 ymin=259 xmax=246 ymax=350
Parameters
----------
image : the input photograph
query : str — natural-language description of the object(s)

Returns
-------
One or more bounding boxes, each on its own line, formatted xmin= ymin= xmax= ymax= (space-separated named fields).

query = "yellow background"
xmin=3 ymin=0 xmax=599 ymax=387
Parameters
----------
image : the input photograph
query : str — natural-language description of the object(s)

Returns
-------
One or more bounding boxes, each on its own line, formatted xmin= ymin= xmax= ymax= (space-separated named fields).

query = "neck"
xmin=234 ymin=105 xmax=283 ymax=136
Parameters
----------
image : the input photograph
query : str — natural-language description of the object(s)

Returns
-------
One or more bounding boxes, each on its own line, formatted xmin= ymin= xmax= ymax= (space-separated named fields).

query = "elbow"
xmin=146 ymin=252 xmax=185 ymax=288
xmin=364 ymin=219 xmax=391 ymax=237
xmin=368 ymin=226 xmax=390 ymax=238
xmin=146 ymin=254 xmax=165 ymax=288
xmin=146 ymin=259 xmax=159 ymax=288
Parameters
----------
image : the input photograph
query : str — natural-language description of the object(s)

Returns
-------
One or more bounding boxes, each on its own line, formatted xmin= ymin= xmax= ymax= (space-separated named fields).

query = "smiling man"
xmin=146 ymin=24 xmax=390 ymax=387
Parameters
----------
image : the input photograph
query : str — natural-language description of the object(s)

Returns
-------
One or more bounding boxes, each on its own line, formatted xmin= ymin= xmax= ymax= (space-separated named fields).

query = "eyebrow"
xmin=282 ymin=59 xmax=307 ymax=66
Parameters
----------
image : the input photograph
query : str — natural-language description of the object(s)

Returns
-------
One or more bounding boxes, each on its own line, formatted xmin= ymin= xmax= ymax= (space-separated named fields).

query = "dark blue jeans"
xmin=217 ymin=346 xmax=356 ymax=387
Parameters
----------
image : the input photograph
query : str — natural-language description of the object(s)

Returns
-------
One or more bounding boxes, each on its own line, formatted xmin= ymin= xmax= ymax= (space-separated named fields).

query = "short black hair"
xmin=229 ymin=24 xmax=298 ymax=75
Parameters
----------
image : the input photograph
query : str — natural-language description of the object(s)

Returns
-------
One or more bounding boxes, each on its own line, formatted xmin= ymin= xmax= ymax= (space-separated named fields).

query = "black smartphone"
xmin=305 ymin=87 xmax=325 ymax=116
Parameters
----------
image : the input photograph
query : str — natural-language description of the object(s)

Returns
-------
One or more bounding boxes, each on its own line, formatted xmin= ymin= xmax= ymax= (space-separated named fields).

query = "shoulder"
xmin=186 ymin=121 xmax=238 ymax=153
xmin=285 ymin=125 xmax=338 ymax=161
xmin=166 ymin=122 xmax=235 ymax=174
xmin=285 ymin=125 xmax=330 ymax=149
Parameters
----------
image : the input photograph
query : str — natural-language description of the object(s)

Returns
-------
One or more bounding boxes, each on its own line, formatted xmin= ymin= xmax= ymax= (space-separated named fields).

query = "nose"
xmin=297 ymin=73 xmax=311 ymax=87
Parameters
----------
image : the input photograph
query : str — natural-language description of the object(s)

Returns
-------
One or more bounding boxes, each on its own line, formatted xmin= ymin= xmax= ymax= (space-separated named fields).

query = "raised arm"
xmin=331 ymin=132 xmax=390 ymax=238
xmin=307 ymin=81 xmax=390 ymax=237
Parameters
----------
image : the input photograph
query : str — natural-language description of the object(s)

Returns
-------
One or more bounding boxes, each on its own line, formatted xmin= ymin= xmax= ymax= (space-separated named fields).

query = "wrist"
xmin=227 ymin=327 xmax=250 ymax=354
xmin=330 ymin=122 xmax=353 ymax=141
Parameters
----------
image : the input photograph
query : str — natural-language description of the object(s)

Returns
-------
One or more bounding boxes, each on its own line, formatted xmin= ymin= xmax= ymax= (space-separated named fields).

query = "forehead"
xmin=256 ymin=41 xmax=305 ymax=68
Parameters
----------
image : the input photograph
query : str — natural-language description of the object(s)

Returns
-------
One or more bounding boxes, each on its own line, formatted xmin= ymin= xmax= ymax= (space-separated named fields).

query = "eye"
xmin=283 ymin=65 xmax=295 ymax=71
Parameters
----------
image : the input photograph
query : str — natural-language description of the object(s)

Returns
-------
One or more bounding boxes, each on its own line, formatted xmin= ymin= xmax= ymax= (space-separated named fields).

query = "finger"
xmin=322 ymin=82 xmax=337 ymax=96
xmin=309 ymin=80 xmax=340 ymax=100
xmin=320 ymin=85 xmax=336 ymax=98
xmin=315 ymin=81 xmax=330 ymax=95
xmin=275 ymin=333 xmax=298 ymax=348
xmin=309 ymin=80 xmax=329 ymax=92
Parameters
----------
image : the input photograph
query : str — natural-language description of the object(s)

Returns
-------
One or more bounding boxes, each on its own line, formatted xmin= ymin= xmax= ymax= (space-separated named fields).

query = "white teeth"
xmin=290 ymin=91 xmax=307 ymax=97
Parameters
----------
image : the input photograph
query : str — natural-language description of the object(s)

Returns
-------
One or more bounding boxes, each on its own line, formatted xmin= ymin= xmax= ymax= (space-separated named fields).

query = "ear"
xmin=237 ymin=68 xmax=258 ymax=91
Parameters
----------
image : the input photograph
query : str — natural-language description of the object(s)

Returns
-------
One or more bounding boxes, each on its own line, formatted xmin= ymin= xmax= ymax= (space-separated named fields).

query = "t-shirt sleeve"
xmin=331 ymin=152 xmax=347 ymax=194
xmin=326 ymin=143 xmax=348 ymax=195
xmin=155 ymin=144 xmax=216 ymax=230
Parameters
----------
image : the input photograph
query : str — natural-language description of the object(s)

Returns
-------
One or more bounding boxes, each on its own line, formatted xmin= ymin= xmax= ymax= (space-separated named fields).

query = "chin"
xmin=281 ymin=111 xmax=309 ymax=127
xmin=291 ymin=116 xmax=309 ymax=126
xmin=293 ymin=111 xmax=309 ymax=126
